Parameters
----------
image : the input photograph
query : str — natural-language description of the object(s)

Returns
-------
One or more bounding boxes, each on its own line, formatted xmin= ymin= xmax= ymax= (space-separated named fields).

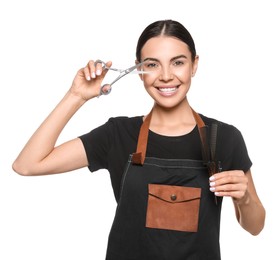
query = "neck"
xmin=148 ymin=99 xmax=196 ymax=136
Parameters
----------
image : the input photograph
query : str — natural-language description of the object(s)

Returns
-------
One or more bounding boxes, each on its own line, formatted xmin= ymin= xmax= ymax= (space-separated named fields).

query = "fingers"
xmin=71 ymin=60 xmax=113 ymax=101
xmin=83 ymin=60 xmax=112 ymax=81
xmin=209 ymin=170 xmax=248 ymax=199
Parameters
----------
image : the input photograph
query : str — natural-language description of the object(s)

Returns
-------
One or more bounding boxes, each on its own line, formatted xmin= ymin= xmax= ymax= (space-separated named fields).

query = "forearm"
xmin=12 ymin=91 xmax=86 ymax=175
xmin=233 ymin=192 xmax=266 ymax=235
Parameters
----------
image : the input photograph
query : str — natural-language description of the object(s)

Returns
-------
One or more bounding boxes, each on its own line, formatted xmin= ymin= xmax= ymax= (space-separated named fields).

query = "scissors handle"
xmin=93 ymin=60 xmax=112 ymax=96
xmin=100 ymin=84 xmax=112 ymax=96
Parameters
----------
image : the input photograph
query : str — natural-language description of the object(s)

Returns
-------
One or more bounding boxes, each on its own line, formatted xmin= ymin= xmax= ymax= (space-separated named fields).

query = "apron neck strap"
xmin=132 ymin=108 xmax=206 ymax=165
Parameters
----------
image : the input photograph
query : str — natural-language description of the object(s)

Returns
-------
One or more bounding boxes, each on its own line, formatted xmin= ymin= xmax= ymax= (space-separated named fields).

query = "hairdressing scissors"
xmin=94 ymin=59 xmax=148 ymax=96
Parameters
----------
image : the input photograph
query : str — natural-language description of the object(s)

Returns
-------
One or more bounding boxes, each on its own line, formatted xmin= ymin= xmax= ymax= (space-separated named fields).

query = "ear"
xmin=191 ymin=55 xmax=199 ymax=77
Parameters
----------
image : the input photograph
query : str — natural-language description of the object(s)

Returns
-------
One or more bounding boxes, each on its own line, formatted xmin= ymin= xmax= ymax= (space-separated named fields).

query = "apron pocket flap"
xmin=148 ymin=184 xmax=201 ymax=203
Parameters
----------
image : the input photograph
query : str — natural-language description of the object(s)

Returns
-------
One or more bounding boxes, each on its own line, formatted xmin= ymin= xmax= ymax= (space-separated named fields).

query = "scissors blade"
xmin=107 ymin=61 xmax=148 ymax=88
xmin=128 ymin=70 xmax=150 ymax=74
xmin=124 ymin=61 xmax=147 ymax=74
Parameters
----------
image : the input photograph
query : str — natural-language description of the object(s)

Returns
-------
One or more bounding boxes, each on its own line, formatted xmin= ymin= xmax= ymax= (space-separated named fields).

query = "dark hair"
xmin=136 ymin=20 xmax=196 ymax=62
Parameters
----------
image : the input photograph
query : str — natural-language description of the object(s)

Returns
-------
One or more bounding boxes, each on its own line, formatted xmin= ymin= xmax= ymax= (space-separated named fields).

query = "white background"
xmin=1 ymin=0 xmax=279 ymax=259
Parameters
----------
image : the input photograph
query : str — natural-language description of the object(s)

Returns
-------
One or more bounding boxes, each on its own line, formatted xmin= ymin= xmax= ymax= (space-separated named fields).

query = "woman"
xmin=13 ymin=20 xmax=265 ymax=259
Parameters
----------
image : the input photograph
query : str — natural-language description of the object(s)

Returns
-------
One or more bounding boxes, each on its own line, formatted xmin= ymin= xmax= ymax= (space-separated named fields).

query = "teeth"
xmin=158 ymin=87 xmax=176 ymax=92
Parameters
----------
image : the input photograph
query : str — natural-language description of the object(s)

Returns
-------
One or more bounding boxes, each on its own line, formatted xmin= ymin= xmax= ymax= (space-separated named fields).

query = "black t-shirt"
xmin=79 ymin=113 xmax=252 ymax=201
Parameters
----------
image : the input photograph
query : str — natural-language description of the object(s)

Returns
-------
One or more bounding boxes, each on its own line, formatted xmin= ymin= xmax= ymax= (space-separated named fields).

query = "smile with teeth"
xmin=156 ymin=86 xmax=178 ymax=93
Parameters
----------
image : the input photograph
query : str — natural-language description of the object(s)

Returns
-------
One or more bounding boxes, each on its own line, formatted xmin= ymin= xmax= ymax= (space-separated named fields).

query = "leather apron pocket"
xmin=146 ymin=184 xmax=201 ymax=232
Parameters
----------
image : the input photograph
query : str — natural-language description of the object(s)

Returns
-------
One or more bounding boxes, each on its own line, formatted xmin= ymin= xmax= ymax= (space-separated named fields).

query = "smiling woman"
xmin=12 ymin=19 xmax=265 ymax=260
xmin=140 ymin=36 xmax=198 ymax=107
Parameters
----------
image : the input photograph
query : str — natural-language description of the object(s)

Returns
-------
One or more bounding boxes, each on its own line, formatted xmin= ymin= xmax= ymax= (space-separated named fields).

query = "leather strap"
xmin=132 ymin=108 xmax=206 ymax=165
xmin=131 ymin=110 xmax=153 ymax=165
xmin=192 ymin=108 xmax=209 ymax=164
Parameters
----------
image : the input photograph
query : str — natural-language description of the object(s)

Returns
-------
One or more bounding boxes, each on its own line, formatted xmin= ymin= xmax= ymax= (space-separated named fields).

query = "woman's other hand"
xmin=209 ymin=170 xmax=248 ymax=201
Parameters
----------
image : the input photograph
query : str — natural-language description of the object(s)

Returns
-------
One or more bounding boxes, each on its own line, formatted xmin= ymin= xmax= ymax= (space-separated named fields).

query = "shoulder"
xmin=100 ymin=116 xmax=144 ymax=142
xmin=199 ymin=113 xmax=247 ymax=150
xmin=107 ymin=116 xmax=143 ymax=131
xmin=199 ymin=113 xmax=252 ymax=171
xmin=199 ymin=113 xmax=241 ymax=136
xmin=108 ymin=115 xmax=143 ymax=125
xmin=80 ymin=115 xmax=143 ymax=143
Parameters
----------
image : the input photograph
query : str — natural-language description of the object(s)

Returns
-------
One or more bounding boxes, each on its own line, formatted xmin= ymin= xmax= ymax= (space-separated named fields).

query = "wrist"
xmin=66 ymin=90 xmax=88 ymax=106
xmin=234 ymin=191 xmax=251 ymax=206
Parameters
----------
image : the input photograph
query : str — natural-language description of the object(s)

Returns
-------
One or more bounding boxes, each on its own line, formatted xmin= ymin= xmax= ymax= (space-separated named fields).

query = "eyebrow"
xmin=143 ymin=55 xmax=188 ymax=62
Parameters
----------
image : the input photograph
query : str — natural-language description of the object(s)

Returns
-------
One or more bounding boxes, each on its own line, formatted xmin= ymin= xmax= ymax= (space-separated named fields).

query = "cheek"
xmin=175 ymin=68 xmax=192 ymax=82
xmin=142 ymin=73 xmax=157 ymax=86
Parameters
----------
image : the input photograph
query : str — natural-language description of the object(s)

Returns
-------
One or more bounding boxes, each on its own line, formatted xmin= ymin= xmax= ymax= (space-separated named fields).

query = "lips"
xmin=156 ymin=86 xmax=179 ymax=96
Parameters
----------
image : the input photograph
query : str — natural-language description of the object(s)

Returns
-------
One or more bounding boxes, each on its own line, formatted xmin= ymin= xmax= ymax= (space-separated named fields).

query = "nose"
xmin=159 ymin=66 xmax=174 ymax=81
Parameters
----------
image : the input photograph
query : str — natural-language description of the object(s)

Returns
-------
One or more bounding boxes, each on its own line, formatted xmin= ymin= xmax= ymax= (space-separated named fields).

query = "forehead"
xmin=141 ymin=36 xmax=191 ymax=59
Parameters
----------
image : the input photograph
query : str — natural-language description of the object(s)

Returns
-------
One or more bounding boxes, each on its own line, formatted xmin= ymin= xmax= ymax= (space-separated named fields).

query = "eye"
xmin=146 ymin=62 xmax=158 ymax=68
xmin=173 ymin=60 xmax=184 ymax=66
xmin=144 ymin=61 xmax=159 ymax=70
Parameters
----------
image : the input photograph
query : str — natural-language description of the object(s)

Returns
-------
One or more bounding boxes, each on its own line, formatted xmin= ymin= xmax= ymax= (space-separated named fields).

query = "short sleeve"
xmin=218 ymin=124 xmax=252 ymax=173
xmin=231 ymin=128 xmax=252 ymax=172
xmin=79 ymin=119 xmax=115 ymax=172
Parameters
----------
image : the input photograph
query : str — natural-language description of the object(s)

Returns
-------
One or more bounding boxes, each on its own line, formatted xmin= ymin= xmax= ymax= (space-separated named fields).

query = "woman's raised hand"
xmin=70 ymin=60 xmax=112 ymax=101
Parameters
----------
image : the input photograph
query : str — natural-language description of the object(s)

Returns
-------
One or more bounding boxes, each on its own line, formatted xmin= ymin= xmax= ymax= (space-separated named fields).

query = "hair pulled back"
xmin=136 ymin=20 xmax=196 ymax=62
